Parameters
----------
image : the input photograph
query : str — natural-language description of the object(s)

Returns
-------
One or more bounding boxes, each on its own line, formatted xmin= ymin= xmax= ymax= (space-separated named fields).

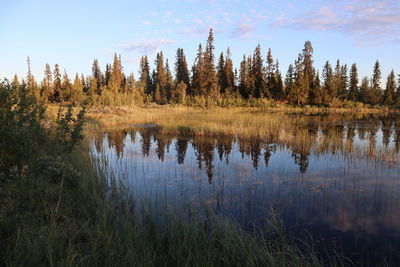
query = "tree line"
xmin=11 ymin=29 xmax=400 ymax=108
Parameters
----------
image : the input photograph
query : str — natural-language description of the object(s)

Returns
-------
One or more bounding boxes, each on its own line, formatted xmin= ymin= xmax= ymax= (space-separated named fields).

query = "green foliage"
xmin=56 ymin=104 xmax=86 ymax=153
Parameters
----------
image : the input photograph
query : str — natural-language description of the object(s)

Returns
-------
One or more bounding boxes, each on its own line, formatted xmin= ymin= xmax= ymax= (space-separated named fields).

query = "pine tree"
xmin=252 ymin=44 xmax=267 ymax=98
xmin=348 ymin=63 xmax=359 ymax=101
xmin=339 ymin=64 xmax=348 ymax=99
xmin=203 ymin=29 xmax=219 ymax=99
xmin=92 ymin=59 xmax=103 ymax=95
xmin=266 ymin=48 xmax=276 ymax=99
xmin=26 ymin=57 xmax=40 ymax=100
xmin=284 ymin=64 xmax=295 ymax=101
xmin=165 ymin=59 xmax=174 ymax=102
xmin=53 ymin=64 xmax=61 ymax=102
xmin=370 ymin=60 xmax=382 ymax=105
xmin=383 ymin=70 xmax=396 ymax=106
xmin=217 ymin=52 xmax=226 ymax=93
xmin=191 ymin=44 xmax=206 ymax=96
xmin=322 ymin=61 xmax=334 ymax=100
xmin=154 ymin=51 xmax=167 ymax=103
xmin=139 ymin=56 xmax=152 ymax=95
xmin=42 ymin=64 xmax=53 ymax=102
xmin=109 ymin=53 xmax=123 ymax=94
xmin=175 ymin=48 xmax=190 ymax=88
xmin=302 ymin=41 xmax=315 ymax=100
xmin=359 ymin=77 xmax=370 ymax=103
xmin=239 ymin=55 xmax=250 ymax=98
xmin=274 ymin=60 xmax=284 ymax=100
xmin=224 ymin=48 xmax=235 ymax=93
xmin=60 ymin=70 xmax=72 ymax=102
xmin=71 ymin=73 xmax=83 ymax=103
xmin=288 ymin=54 xmax=308 ymax=105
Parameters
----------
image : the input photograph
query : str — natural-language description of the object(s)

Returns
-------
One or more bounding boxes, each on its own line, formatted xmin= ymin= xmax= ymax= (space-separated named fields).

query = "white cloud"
xmin=272 ymin=0 xmax=400 ymax=43
xmin=121 ymin=39 xmax=175 ymax=54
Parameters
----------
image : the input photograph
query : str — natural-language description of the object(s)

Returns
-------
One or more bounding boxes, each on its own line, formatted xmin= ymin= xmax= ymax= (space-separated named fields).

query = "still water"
xmin=90 ymin=114 xmax=400 ymax=265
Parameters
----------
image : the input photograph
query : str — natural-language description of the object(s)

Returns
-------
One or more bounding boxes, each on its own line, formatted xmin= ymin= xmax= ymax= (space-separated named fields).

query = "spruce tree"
xmin=274 ymin=60 xmax=284 ymax=100
xmin=204 ymin=29 xmax=219 ymax=99
xmin=71 ymin=73 xmax=83 ymax=103
xmin=60 ymin=70 xmax=72 ymax=102
xmin=53 ymin=64 xmax=61 ymax=102
xmin=252 ymin=44 xmax=267 ymax=98
xmin=174 ymin=48 xmax=190 ymax=88
xmin=348 ymin=63 xmax=359 ymax=101
xmin=266 ymin=48 xmax=276 ymax=99
xmin=383 ymin=70 xmax=396 ymax=106
xmin=109 ymin=53 xmax=123 ymax=94
xmin=191 ymin=44 xmax=206 ymax=96
xmin=370 ymin=60 xmax=382 ymax=105
xmin=217 ymin=52 xmax=225 ymax=93
xmin=239 ymin=55 xmax=249 ymax=98
xmin=165 ymin=59 xmax=174 ymax=102
xmin=359 ymin=77 xmax=370 ymax=104
xmin=92 ymin=59 xmax=103 ymax=95
xmin=284 ymin=64 xmax=295 ymax=101
xmin=139 ymin=56 xmax=152 ymax=95
xmin=154 ymin=51 xmax=167 ymax=103
xmin=322 ymin=61 xmax=334 ymax=100
xmin=42 ymin=64 xmax=53 ymax=102
xmin=224 ymin=48 xmax=235 ymax=93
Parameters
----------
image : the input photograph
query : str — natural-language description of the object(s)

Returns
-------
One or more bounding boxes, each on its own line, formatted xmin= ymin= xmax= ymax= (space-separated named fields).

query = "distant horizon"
xmin=1 ymin=0 xmax=399 ymax=81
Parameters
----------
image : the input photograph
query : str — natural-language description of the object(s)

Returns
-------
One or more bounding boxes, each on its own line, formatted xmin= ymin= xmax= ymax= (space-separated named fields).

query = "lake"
xmin=90 ymin=112 xmax=400 ymax=265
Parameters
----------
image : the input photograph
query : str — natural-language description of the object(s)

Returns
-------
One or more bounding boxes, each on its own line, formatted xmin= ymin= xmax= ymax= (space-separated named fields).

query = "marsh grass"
xmin=72 ymin=105 xmax=400 ymax=165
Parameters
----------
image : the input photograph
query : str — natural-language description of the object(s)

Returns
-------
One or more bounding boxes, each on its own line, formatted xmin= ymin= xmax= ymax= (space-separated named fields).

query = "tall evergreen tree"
xmin=175 ymin=48 xmax=190 ymax=88
xmin=252 ymin=44 xmax=267 ymax=98
xmin=60 ymin=70 xmax=72 ymax=102
xmin=165 ymin=59 xmax=174 ymax=102
xmin=154 ymin=51 xmax=167 ymax=103
xmin=217 ymin=52 xmax=225 ymax=93
xmin=383 ymin=70 xmax=396 ymax=106
xmin=322 ymin=61 xmax=334 ymax=99
xmin=348 ymin=63 xmax=359 ymax=101
xmin=92 ymin=59 xmax=103 ymax=95
xmin=71 ymin=73 xmax=83 ymax=103
xmin=53 ymin=64 xmax=61 ymax=102
xmin=42 ymin=64 xmax=53 ymax=102
xmin=203 ymin=29 xmax=219 ymax=99
xmin=359 ymin=77 xmax=370 ymax=103
xmin=266 ymin=48 xmax=276 ymax=99
xmin=370 ymin=60 xmax=382 ymax=105
xmin=224 ymin=48 xmax=235 ymax=93
xmin=284 ymin=64 xmax=295 ymax=101
xmin=239 ymin=55 xmax=250 ymax=98
xmin=109 ymin=53 xmax=123 ymax=94
xmin=139 ymin=56 xmax=152 ymax=95
xmin=191 ymin=44 xmax=206 ymax=96
xmin=274 ymin=60 xmax=284 ymax=100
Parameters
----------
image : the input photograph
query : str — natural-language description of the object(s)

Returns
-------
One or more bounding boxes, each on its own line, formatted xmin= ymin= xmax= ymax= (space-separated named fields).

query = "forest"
xmin=15 ymin=29 xmax=400 ymax=109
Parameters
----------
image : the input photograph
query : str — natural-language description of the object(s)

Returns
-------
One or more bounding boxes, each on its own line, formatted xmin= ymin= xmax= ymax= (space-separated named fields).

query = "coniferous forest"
xmin=15 ymin=29 xmax=400 ymax=109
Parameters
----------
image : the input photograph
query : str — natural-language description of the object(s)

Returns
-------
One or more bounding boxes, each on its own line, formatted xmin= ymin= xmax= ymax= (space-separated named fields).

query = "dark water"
xmin=90 ymin=114 xmax=400 ymax=265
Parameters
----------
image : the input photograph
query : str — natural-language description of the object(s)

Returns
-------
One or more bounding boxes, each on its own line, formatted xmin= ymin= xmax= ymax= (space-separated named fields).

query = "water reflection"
xmin=90 ymin=114 xmax=400 ymax=265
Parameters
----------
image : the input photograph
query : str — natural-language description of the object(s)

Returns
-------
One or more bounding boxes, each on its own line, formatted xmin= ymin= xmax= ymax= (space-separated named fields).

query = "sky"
xmin=1 ymin=0 xmax=399 ymax=82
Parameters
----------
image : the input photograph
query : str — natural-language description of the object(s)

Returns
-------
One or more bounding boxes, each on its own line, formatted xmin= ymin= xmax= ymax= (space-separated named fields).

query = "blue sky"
xmin=1 ymin=0 xmax=399 ymax=82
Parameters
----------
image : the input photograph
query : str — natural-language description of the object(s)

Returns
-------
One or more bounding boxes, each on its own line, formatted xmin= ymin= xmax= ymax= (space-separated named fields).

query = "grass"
xmin=53 ymin=105 xmax=400 ymax=166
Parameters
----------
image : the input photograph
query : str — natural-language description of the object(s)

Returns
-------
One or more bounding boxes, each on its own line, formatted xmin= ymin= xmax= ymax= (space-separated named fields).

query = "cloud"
xmin=230 ymin=23 xmax=255 ymax=38
xmin=272 ymin=0 xmax=400 ymax=43
xmin=121 ymin=39 xmax=175 ymax=54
